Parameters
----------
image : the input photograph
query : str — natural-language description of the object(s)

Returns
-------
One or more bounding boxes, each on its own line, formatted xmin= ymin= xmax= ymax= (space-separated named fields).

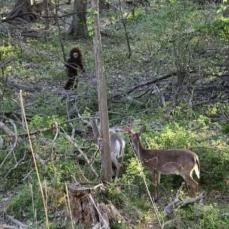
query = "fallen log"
xmin=164 ymin=192 xmax=206 ymax=215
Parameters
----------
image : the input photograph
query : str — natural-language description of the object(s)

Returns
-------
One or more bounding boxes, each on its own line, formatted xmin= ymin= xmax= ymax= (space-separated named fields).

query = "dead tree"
xmin=68 ymin=182 xmax=109 ymax=228
xmin=5 ymin=0 xmax=37 ymax=23
xmin=68 ymin=0 xmax=88 ymax=38
xmin=92 ymin=0 xmax=112 ymax=182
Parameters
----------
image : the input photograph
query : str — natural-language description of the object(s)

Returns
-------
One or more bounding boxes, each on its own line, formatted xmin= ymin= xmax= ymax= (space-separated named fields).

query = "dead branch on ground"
xmin=0 ymin=57 xmax=17 ymax=69
xmin=164 ymin=190 xmax=206 ymax=215
xmin=5 ymin=214 xmax=27 ymax=229
xmin=0 ymin=120 xmax=18 ymax=169
xmin=61 ymin=128 xmax=99 ymax=178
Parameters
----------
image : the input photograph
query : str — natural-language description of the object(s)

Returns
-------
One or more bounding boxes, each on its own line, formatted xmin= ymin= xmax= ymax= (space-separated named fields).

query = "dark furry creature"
xmin=64 ymin=47 xmax=85 ymax=90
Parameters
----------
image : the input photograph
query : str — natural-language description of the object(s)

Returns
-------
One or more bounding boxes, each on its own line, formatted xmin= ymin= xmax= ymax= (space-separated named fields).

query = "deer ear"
xmin=133 ymin=133 xmax=139 ymax=140
xmin=123 ymin=127 xmax=132 ymax=134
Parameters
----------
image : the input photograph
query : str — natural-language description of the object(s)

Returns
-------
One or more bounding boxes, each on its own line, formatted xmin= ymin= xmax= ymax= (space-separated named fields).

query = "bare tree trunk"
xmin=118 ymin=0 xmax=132 ymax=58
xmin=6 ymin=0 xmax=37 ymax=23
xmin=54 ymin=0 xmax=66 ymax=62
xmin=99 ymin=0 xmax=110 ymax=10
xmin=69 ymin=0 xmax=88 ymax=39
xmin=43 ymin=0 xmax=49 ymax=29
xmin=91 ymin=0 xmax=112 ymax=182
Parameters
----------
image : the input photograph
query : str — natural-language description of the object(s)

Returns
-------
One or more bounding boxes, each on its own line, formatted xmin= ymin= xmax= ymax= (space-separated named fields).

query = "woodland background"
xmin=0 ymin=0 xmax=229 ymax=228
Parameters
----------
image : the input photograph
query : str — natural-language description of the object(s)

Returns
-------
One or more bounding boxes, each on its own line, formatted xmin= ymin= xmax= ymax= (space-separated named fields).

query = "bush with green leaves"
xmin=198 ymin=146 xmax=229 ymax=190
xmin=174 ymin=203 xmax=229 ymax=229
xmin=145 ymin=122 xmax=197 ymax=149
xmin=8 ymin=183 xmax=44 ymax=220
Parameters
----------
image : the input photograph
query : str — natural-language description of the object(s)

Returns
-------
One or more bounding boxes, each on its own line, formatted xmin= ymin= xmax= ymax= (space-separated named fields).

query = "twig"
xmin=0 ymin=224 xmax=16 ymax=229
xmin=0 ymin=57 xmax=16 ymax=68
xmin=118 ymin=0 xmax=131 ymax=58
xmin=6 ymin=79 xmax=41 ymax=92
xmin=0 ymin=121 xmax=15 ymax=136
xmin=54 ymin=1 xmax=66 ymax=62
xmin=127 ymin=72 xmax=177 ymax=95
xmin=133 ymin=85 xmax=154 ymax=99
xmin=4 ymin=151 xmax=26 ymax=178
xmin=61 ymin=128 xmax=99 ymax=178
xmin=51 ymin=122 xmax=59 ymax=158
xmin=0 ymin=120 xmax=18 ymax=169
xmin=65 ymin=183 xmax=75 ymax=229
xmin=154 ymin=84 xmax=166 ymax=107
xmin=5 ymin=214 xmax=27 ymax=228
xmin=88 ymin=194 xmax=109 ymax=229
xmin=164 ymin=192 xmax=206 ymax=215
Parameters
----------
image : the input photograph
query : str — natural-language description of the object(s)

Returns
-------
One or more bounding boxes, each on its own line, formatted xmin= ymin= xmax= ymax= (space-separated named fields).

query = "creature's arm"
xmin=64 ymin=58 xmax=71 ymax=69
xmin=78 ymin=61 xmax=85 ymax=72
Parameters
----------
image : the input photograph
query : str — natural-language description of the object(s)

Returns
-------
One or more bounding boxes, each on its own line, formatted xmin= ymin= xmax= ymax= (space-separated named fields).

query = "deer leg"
xmin=184 ymin=174 xmax=198 ymax=196
xmin=152 ymin=170 xmax=160 ymax=201
xmin=111 ymin=156 xmax=120 ymax=179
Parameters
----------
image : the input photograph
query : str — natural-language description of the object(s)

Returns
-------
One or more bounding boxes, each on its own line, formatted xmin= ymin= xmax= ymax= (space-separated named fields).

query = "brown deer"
xmin=125 ymin=128 xmax=200 ymax=201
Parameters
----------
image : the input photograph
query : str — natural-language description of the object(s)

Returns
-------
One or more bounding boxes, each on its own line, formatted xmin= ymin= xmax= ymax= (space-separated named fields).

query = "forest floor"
xmin=1 ymin=1 xmax=229 ymax=228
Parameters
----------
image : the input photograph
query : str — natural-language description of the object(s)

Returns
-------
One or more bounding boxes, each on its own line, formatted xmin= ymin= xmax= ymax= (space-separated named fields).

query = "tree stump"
xmin=68 ymin=182 xmax=110 ymax=228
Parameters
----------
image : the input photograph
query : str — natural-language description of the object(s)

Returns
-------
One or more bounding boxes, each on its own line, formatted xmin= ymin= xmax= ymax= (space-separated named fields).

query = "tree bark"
xmin=99 ymin=0 xmax=110 ymax=10
xmin=92 ymin=0 xmax=112 ymax=182
xmin=69 ymin=0 xmax=88 ymax=39
xmin=43 ymin=0 xmax=49 ymax=29
xmin=6 ymin=0 xmax=37 ymax=23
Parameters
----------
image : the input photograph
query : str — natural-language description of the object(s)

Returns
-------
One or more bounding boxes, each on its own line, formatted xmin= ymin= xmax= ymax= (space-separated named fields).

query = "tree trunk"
xmin=6 ymin=0 xmax=37 ymax=23
xmin=91 ymin=0 xmax=112 ymax=182
xmin=69 ymin=0 xmax=88 ymax=39
xmin=43 ymin=0 xmax=49 ymax=29
xmin=99 ymin=0 xmax=110 ymax=10
xmin=68 ymin=183 xmax=110 ymax=228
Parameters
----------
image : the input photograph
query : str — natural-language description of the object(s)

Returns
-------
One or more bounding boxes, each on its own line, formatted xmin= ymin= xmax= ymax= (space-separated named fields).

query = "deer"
xmin=91 ymin=116 xmax=126 ymax=178
xmin=125 ymin=127 xmax=200 ymax=201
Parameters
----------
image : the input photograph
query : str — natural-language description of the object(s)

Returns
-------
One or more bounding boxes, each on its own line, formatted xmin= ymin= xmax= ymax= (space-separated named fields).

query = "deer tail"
xmin=194 ymin=155 xmax=200 ymax=179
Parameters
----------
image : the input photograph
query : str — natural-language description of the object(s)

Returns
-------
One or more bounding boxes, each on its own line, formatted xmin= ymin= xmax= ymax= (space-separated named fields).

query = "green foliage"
xmin=122 ymin=158 xmax=143 ymax=184
xmin=221 ymin=122 xmax=229 ymax=134
xmin=7 ymin=182 xmax=65 ymax=225
xmin=30 ymin=114 xmax=65 ymax=130
xmin=198 ymin=205 xmax=228 ymax=229
xmin=8 ymin=184 xmax=44 ymax=220
xmin=198 ymin=146 xmax=229 ymax=190
xmin=175 ymin=203 xmax=229 ymax=229
xmin=31 ymin=93 xmax=66 ymax=116
xmin=0 ymin=97 xmax=17 ymax=113
xmin=53 ymin=135 xmax=72 ymax=154
xmin=0 ymin=144 xmax=31 ymax=190
xmin=205 ymin=17 xmax=229 ymax=41
xmin=104 ymin=183 xmax=126 ymax=207
xmin=0 ymin=44 xmax=14 ymax=60
xmin=45 ymin=160 xmax=78 ymax=188
xmin=1 ymin=0 xmax=229 ymax=227
xmin=87 ymin=8 xmax=97 ymax=37
xmin=121 ymin=158 xmax=145 ymax=193
xmin=146 ymin=123 xmax=196 ymax=149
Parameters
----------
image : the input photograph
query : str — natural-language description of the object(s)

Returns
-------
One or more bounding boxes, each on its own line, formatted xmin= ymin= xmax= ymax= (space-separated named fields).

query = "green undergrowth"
xmin=1 ymin=0 xmax=229 ymax=228
xmin=2 ymin=100 xmax=228 ymax=227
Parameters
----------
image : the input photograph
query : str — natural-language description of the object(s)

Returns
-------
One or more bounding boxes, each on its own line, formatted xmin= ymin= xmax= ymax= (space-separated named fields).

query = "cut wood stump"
xmin=68 ymin=182 xmax=110 ymax=228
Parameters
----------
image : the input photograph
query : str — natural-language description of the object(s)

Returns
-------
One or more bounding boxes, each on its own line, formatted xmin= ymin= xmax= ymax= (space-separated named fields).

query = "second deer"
xmin=91 ymin=117 xmax=125 ymax=178
xmin=126 ymin=128 xmax=200 ymax=200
